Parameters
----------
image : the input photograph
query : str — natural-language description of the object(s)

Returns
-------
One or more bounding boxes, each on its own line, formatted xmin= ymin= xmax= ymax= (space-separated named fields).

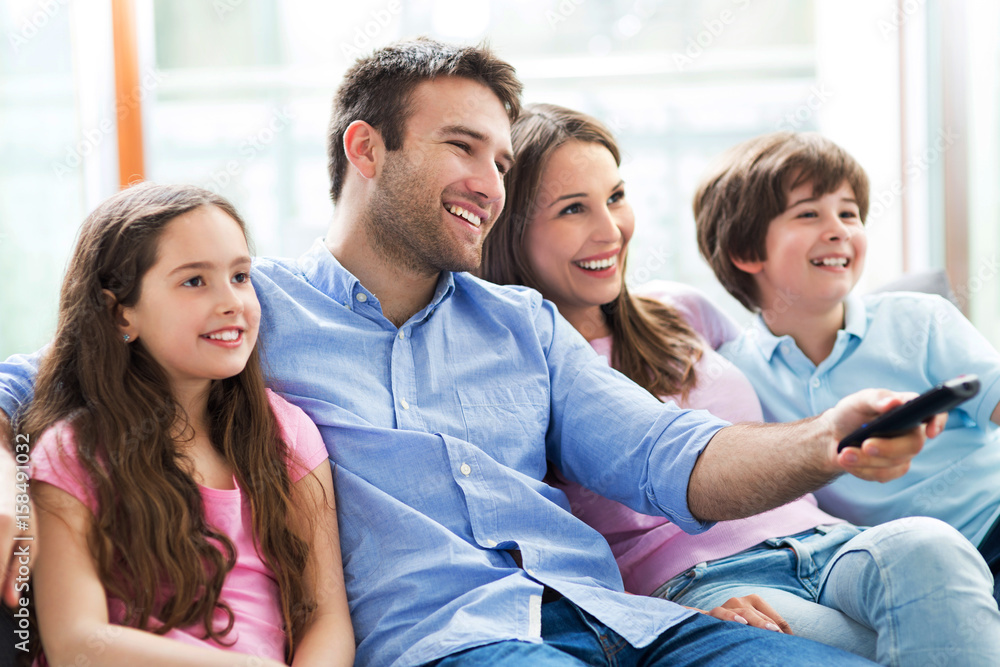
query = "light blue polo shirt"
xmin=722 ymin=291 xmax=1000 ymax=546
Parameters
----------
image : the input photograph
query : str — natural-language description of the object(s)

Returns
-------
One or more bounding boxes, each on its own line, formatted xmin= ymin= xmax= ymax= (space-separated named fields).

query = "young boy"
xmin=694 ymin=131 xmax=1000 ymax=599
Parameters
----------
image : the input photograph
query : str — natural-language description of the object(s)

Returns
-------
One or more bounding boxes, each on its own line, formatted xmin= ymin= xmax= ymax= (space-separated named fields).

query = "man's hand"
xmin=687 ymin=595 xmax=791 ymax=634
xmin=821 ymin=389 xmax=947 ymax=483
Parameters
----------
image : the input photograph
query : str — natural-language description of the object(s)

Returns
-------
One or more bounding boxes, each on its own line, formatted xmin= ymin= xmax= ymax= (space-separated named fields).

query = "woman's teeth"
xmin=575 ymin=256 xmax=617 ymax=271
xmin=447 ymin=204 xmax=481 ymax=227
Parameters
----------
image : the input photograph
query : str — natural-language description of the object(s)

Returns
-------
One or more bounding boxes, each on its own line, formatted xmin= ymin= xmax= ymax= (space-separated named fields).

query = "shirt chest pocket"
xmin=458 ymin=384 xmax=549 ymax=475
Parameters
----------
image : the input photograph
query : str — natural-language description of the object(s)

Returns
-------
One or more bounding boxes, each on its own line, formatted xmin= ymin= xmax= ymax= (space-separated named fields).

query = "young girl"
xmin=479 ymin=103 xmax=1000 ymax=665
xmin=22 ymin=183 xmax=354 ymax=666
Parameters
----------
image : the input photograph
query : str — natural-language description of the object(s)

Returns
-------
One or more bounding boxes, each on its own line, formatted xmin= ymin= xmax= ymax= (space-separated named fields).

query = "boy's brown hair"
xmin=327 ymin=37 xmax=522 ymax=203
xmin=694 ymin=131 xmax=870 ymax=311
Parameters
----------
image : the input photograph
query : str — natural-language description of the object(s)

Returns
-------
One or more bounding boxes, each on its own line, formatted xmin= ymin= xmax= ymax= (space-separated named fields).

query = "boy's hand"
xmin=822 ymin=389 xmax=947 ymax=482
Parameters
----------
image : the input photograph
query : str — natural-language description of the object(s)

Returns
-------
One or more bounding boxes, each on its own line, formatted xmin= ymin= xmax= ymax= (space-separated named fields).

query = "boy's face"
xmin=737 ymin=179 xmax=865 ymax=315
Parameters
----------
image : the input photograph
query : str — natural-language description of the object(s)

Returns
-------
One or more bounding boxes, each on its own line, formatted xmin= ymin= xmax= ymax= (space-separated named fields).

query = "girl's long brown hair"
xmin=480 ymin=103 xmax=702 ymax=400
xmin=20 ymin=183 xmax=315 ymax=660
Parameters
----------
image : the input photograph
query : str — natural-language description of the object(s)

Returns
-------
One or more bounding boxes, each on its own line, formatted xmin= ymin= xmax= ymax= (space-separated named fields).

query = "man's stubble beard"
xmin=364 ymin=150 xmax=486 ymax=276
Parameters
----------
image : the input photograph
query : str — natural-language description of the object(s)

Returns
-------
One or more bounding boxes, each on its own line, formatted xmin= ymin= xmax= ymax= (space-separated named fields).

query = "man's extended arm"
xmin=687 ymin=389 xmax=945 ymax=522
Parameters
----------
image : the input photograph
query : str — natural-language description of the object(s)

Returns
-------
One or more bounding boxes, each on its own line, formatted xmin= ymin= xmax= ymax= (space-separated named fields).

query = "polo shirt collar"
xmin=749 ymin=290 xmax=868 ymax=361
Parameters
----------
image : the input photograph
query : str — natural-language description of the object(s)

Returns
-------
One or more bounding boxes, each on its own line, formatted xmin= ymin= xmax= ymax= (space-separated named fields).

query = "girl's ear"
xmin=731 ymin=255 xmax=764 ymax=275
xmin=102 ymin=289 xmax=136 ymax=342
xmin=343 ymin=120 xmax=383 ymax=182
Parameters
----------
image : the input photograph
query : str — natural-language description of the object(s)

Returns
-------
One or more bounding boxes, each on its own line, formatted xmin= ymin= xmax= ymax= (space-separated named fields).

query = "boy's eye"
xmin=183 ymin=276 xmax=205 ymax=287
xmin=559 ymin=202 xmax=584 ymax=216
xmin=232 ymin=272 xmax=250 ymax=284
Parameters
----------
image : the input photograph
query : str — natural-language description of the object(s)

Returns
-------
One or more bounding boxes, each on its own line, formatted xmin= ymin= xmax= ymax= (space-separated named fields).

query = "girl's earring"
xmin=123 ymin=334 xmax=131 ymax=343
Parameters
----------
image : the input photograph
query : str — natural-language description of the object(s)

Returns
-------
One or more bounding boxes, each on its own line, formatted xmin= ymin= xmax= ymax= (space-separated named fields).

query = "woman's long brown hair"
xmin=480 ymin=103 xmax=703 ymax=400
xmin=20 ymin=183 xmax=315 ymax=661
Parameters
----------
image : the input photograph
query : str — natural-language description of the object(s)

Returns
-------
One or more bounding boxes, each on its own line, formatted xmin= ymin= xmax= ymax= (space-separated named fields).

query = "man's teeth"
xmin=205 ymin=330 xmax=240 ymax=341
xmin=811 ymin=257 xmax=848 ymax=267
xmin=447 ymin=205 xmax=482 ymax=227
xmin=575 ymin=256 xmax=617 ymax=271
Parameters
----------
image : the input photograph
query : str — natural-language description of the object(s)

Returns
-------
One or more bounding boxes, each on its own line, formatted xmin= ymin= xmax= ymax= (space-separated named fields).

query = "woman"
xmin=478 ymin=103 xmax=1000 ymax=665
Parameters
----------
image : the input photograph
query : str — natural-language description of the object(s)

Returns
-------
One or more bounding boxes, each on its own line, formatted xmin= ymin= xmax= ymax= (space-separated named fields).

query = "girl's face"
xmin=121 ymin=205 xmax=260 ymax=396
xmin=523 ymin=140 xmax=634 ymax=335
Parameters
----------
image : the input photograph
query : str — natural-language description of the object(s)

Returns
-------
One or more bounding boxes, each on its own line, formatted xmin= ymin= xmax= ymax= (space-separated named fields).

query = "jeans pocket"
xmin=651 ymin=563 xmax=705 ymax=601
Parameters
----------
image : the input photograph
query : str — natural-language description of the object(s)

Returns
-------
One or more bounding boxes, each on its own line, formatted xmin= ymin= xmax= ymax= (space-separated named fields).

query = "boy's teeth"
xmin=574 ymin=256 xmax=617 ymax=271
xmin=447 ymin=204 xmax=482 ymax=227
xmin=206 ymin=330 xmax=240 ymax=341
xmin=812 ymin=257 xmax=848 ymax=267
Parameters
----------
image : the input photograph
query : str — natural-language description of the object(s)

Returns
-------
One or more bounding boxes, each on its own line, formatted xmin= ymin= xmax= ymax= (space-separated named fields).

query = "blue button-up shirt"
xmin=721 ymin=291 xmax=1000 ymax=547
xmin=1 ymin=239 xmax=728 ymax=667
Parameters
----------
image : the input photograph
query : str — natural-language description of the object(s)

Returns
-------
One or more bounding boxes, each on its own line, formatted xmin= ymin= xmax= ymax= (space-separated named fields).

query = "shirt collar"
xmin=750 ymin=291 xmax=868 ymax=361
xmin=296 ymin=238 xmax=456 ymax=317
xmin=841 ymin=291 xmax=868 ymax=339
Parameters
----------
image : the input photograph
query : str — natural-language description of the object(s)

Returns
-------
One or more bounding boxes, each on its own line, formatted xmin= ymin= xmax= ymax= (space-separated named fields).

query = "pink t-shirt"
xmin=31 ymin=389 xmax=329 ymax=662
xmin=552 ymin=281 xmax=842 ymax=596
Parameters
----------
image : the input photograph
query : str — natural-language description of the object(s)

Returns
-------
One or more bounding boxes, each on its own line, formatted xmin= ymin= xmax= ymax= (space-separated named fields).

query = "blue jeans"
xmin=654 ymin=518 xmax=1000 ymax=666
xmin=424 ymin=596 xmax=873 ymax=666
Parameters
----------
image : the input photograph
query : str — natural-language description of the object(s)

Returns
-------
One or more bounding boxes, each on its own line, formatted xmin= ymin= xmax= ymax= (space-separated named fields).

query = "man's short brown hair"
xmin=327 ymin=37 xmax=523 ymax=203
xmin=694 ymin=131 xmax=870 ymax=311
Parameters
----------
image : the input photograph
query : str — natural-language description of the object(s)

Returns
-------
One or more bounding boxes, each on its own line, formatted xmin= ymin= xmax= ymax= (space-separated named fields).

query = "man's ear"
xmin=343 ymin=120 xmax=383 ymax=182
xmin=731 ymin=255 xmax=764 ymax=275
xmin=102 ymin=289 xmax=136 ymax=342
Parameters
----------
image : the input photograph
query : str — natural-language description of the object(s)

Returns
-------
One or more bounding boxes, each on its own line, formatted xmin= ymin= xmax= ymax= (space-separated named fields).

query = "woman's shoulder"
xmin=634 ymin=280 xmax=741 ymax=346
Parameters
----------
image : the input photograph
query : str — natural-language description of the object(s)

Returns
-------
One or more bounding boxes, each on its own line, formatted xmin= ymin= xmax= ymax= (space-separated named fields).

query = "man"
xmin=1 ymin=39 xmax=940 ymax=666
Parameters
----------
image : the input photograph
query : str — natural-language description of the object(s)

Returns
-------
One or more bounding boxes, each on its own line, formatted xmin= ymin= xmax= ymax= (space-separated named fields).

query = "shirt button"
xmin=460 ymin=463 xmax=472 ymax=476
xmin=811 ymin=378 xmax=820 ymax=388
xmin=398 ymin=330 xmax=405 ymax=339
xmin=356 ymin=293 xmax=367 ymax=302
xmin=400 ymin=398 xmax=410 ymax=410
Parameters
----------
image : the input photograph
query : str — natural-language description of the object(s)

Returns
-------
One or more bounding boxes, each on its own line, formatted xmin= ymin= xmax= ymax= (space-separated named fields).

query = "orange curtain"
xmin=111 ymin=0 xmax=144 ymax=188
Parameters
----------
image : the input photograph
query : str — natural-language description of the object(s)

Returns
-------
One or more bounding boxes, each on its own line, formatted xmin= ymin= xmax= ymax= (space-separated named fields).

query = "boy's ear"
xmin=343 ymin=120 xmax=383 ymax=182
xmin=730 ymin=255 xmax=764 ymax=275
xmin=102 ymin=289 xmax=136 ymax=342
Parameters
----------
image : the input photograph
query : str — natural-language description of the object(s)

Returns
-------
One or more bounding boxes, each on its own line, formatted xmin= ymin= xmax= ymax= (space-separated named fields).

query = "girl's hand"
xmin=686 ymin=595 xmax=792 ymax=634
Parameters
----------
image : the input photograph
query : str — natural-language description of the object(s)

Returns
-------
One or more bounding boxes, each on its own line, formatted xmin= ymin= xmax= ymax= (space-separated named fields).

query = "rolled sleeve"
xmin=0 ymin=350 xmax=43 ymax=421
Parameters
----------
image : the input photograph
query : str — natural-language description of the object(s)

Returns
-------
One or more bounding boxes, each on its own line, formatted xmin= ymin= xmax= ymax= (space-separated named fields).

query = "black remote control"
xmin=837 ymin=375 xmax=980 ymax=451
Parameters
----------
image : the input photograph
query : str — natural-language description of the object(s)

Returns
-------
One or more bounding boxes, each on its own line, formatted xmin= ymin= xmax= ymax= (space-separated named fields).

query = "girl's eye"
xmin=232 ymin=272 xmax=250 ymax=284
xmin=183 ymin=276 xmax=205 ymax=287
xmin=496 ymin=162 xmax=508 ymax=176
xmin=559 ymin=203 xmax=584 ymax=216
xmin=797 ymin=211 xmax=818 ymax=219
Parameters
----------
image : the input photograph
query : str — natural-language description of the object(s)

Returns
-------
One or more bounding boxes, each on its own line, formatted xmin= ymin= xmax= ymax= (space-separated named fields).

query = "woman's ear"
xmin=343 ymin=120 xmax=383 ymax=182
xmin=102 ymin=289 xmax=136 ymax=342
xmin=731 ymin=255 xmax=764 ymax=275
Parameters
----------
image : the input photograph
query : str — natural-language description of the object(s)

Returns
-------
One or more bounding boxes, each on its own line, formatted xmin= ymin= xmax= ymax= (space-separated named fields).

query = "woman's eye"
xmin=232 ymin=272 xmax=250 ymax=284
xmin=183 ymin=276 xmax=205 ymax=287
xmin=559 ymin=203 xmax=584 ymax=216
xmin=609 ymin=190 xmax=625 ymax=204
